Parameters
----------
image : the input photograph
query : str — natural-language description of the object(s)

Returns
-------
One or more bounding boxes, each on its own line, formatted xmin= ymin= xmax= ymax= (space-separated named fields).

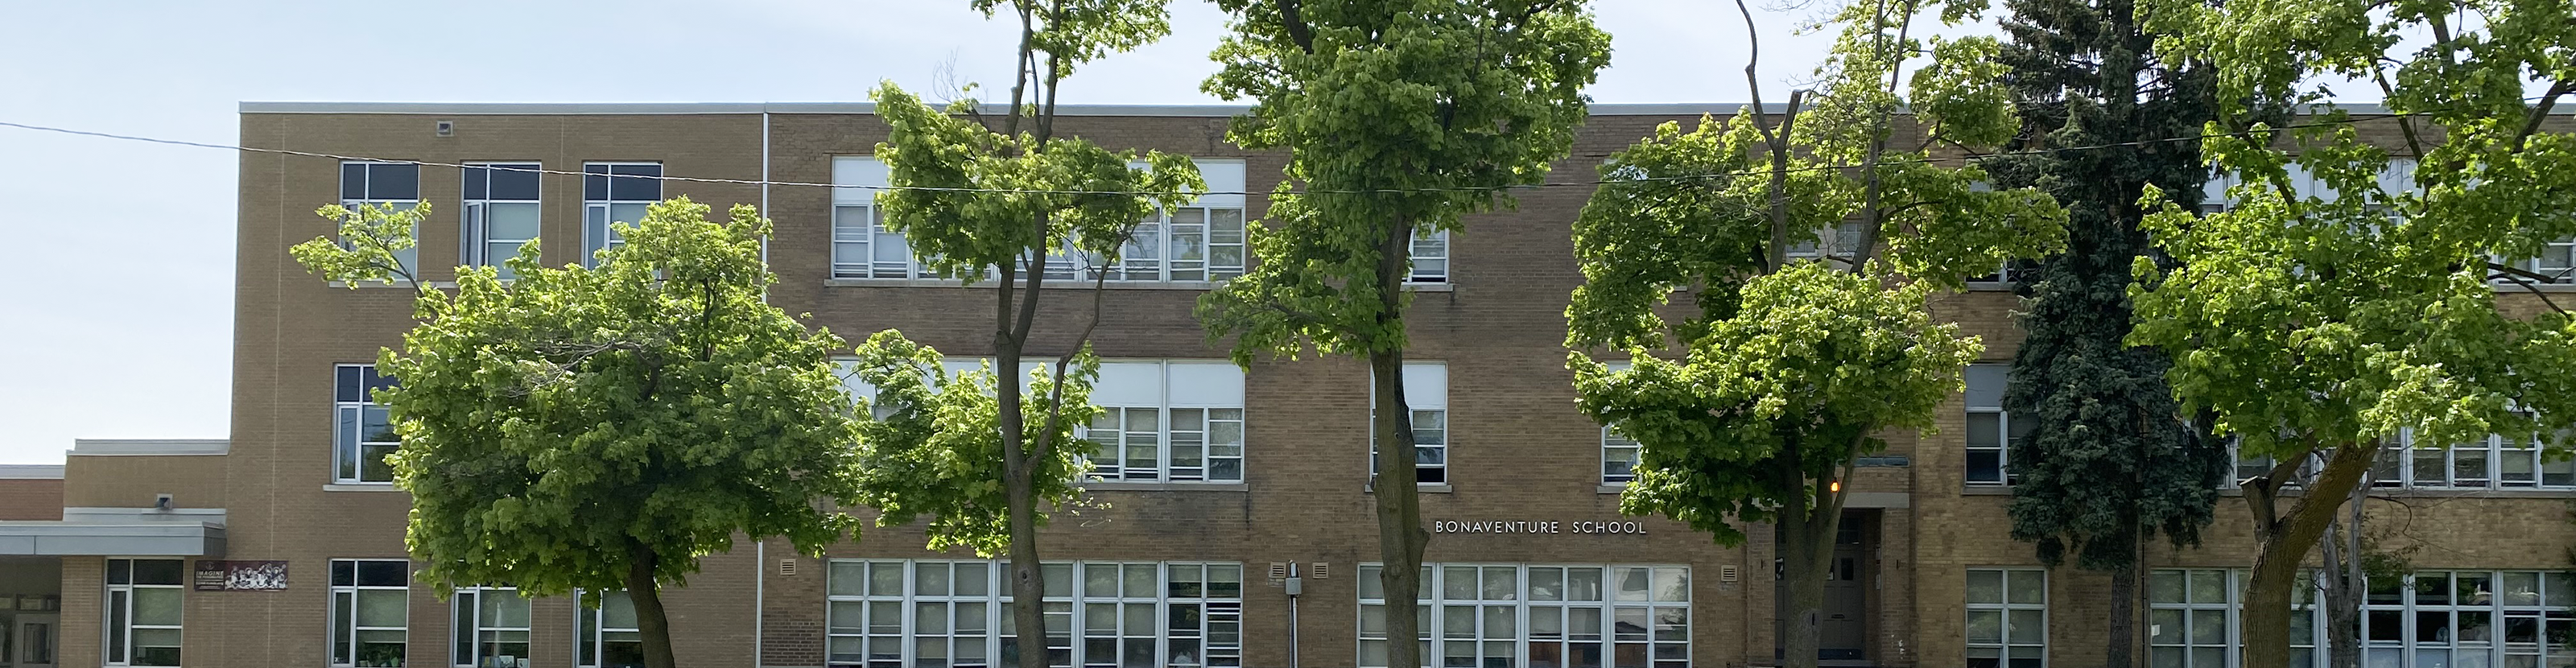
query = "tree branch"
xmin=2484 ymin=262 xmax=2573 ymax=314
xmin=1277 ymin=0 xmax=1316 ymax=53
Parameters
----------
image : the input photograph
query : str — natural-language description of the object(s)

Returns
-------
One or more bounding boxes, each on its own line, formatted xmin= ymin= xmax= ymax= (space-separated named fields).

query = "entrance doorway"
xmin=1777 ymin=512 xmax=1873 ymax=665
xmin=10 ymin=614 xmax=56 ymax=668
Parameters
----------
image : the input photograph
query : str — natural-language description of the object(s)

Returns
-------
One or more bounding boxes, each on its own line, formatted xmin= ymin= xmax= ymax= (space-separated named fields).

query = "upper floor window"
xmin=584 ymin=163 xmax=661 ymax=266
xmin=1603 ymin=427 xmax=1641 ymax=485
xmin=330 ymin=559 xmax=410 ymax=668
xmin=1082 ymin=361 xmax=1247 ymax=484
xmin=1370 ymin=362 xmax=1449 ymax=485
xmin=335 ymin=364 xmax=401 ymax=485
xmin=577 ymin=590 xmax=642 ymax=668
xmin=462 ymin=163 xmax=542 ymax=278
xmin=830 ymin=157 xmax=926 ymax=279
xmin=1964 ymin=364 xmax=2026 ymax=485
xmin=1787 ymin=222 xmax=1865 ymax=265
xmin=1092 ymin=160 xmax=1249 ymax=283
xmin=104 ymin=558 xmax=184 ymax=667
xmin=1404 ymin=227 xmax=1451 ymax=284
xmin=1964 ymin=568 xmax=2047 ymax=668
xmin=2368 ymin=424 xmax=2576 ymax=490
xmin=341 ymin=161 xmax=422 ymax=274
xmin=453 ymin=586 xmax=530 ymax=668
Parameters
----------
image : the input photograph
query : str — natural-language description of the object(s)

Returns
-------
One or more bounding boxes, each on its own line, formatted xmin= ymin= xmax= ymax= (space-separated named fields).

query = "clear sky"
xmin=0 ymin=0 xmax=1956 ymax=464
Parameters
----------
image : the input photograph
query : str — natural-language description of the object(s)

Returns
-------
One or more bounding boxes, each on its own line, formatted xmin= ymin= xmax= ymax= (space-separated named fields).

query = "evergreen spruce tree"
xmin=1985 ymin=2 xmax=2227 ymax=666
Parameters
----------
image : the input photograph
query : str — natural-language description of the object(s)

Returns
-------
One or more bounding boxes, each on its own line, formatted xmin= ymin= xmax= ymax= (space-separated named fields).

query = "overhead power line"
xmin=0 ymin=105 xmax=2527 ymax=198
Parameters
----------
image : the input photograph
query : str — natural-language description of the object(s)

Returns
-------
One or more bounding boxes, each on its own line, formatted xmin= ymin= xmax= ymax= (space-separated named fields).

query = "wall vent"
xmin=1312 ymin=563 xmax=1330 ymax=579
xmin=1719 ymin=565 xmax=1740 ymax=583
xmin=778 ymin=559 xmax=798 ymax=576
xmin=434 ymin=119 xmax=455 ymax=137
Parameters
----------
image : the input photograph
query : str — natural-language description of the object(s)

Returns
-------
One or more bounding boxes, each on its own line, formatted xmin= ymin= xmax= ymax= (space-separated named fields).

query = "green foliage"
xmin=290 ymin=196 xmax=865 ymax=596
xmin=1571 ymin=263 xmax=1982 ymax=543
xmin=292 ymin=201 xmax=427 ymax=287
xmin=845 ymin=331 xmax=1099 ymax=556
xmin=1983 ymin=0 xmax=2229 ymax=573
xmin=870 ymin=84 xmax=1206 ymax=282
xmin=1199 ymin=0 xmax=1613 ymax=357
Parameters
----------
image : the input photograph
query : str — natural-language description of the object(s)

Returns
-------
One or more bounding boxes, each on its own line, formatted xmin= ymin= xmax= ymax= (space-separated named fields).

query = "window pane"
xmin=355 ymin=588 xmax=406 ymax=627
xmin=1966 ymin=571 xmax=2004 ymax=604
xmin=357 ymin=560 xmax=408 ymax=587
xmin=2007 ymin=571 xmax=2044 ymax=604
xmin=133 ymin=559 xmax=185 ymax=585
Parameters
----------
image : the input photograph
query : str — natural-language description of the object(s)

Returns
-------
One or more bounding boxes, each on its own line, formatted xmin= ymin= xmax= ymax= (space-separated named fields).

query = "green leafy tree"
xmin=1563 ymin=1 xmax=2066 ymax=664
xmin=2130 ymin=0 xmax=2576 ymax=660
xmin=1981 ymin=0 xmax=2227 ymax=662
xmin=848 ymin=4 xmax=1202 ymax=666
xmin=1196 ymin=3 xmax=1609 ymax=666
xmin=291 ymin=198 xmax=865 ymax=668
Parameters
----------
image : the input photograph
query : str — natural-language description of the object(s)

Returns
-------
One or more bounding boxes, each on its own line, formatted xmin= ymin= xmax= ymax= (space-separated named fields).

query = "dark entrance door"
xmin=1777 ymin=513 xmax=1872 ymax=663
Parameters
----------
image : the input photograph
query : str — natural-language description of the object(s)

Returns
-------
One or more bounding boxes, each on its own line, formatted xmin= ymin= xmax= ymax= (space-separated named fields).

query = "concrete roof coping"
xmin=0 ymin=465 xmax=64 ymax=480
xmin=237 ymin=101 xmax=2565 ymax=117
xmin=69 ymin=439 xmax=229 ymax=456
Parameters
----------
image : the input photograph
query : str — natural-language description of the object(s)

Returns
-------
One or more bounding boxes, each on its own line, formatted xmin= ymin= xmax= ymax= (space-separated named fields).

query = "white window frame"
xmin=829 ymin=157 xmax=929 ymax=279
xmin=1368 ymin=362 xmax=1449 ymax=486
xmin=1405 ymin=227 xmax=1450 ymax=284
xmin=2151 ymin=568 xmax=2574 ymax=667
xmin=1602 ymin=426 xmax=1641 ymax=485
xmin=329 ymin=559 xmax=410 ymax=668
xmin=335 ymin=363 xmax=398 ymax=485
xmin=2376 ymin=424 xmax=2576 ymax=490
xmin=576 ymin=590 xmax=642 ymax=668
xmin=1964 ymin=364 xmax=2023 ymax=486
xmin=452 ymin=587 xmax=531 ymax=668
xmin=341 ymin=161 xmax=422 ymax=276
xmin=1965 ymin=567 xmax=2047 ymax=668
xmin=462 ymin=163 xmax=542 ymax=278
xmin=583 ymin=162 xmax=662 ymax=267
xmin=832 ymin=158 xmax=1248 ymax=283
xmin=824 ymin=559 xmax=1242 ymax=668
xmin=1785 ymin=221 xmax=1866 ymax=266
xmin=1356 ymin=563 xmax=1690 ymax=668
xmin=103 ymin=558 xmax=184 ymax=667
xmin=1080 ymin=361 xmax=1248 ymax=484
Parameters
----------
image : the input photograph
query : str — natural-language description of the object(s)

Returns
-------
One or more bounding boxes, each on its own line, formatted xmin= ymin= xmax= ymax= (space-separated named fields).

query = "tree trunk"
xmin=2109 ymin=549 xmax=2137 ymax=668
xmin=1371 ymin=216 xmax=1430 ymax=668
xmin=2244 ymin=443 xmax=2376 ymax=668
xmin=1006 ymin=465 xmax=1047 ymax=668
xmin=1775 ymin=447 xmax=1838 ymax=668
xmin=624 ymin=542 xmax=678 ymax=668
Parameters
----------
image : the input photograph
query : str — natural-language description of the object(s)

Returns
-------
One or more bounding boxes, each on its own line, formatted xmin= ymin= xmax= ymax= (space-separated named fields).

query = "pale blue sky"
xmin=0 ymin=0 xmax=1946 ymax=464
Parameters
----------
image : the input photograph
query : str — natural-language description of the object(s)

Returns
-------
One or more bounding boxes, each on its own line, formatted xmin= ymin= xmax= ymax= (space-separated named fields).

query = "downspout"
xmin=752 ymin=108 xmax=771 ymax=668
xmin=1286 ymin=562 xmax=1302 ymax=668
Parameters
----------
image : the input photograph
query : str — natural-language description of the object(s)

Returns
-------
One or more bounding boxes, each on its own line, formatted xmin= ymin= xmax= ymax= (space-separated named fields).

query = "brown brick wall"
xmin=0 ymin=477 xmax=63 ymax=520
xmin=38 ymin=105 xmax=2548 ymax=668
xmin=61 ymin=455 xmax=225 ymax=509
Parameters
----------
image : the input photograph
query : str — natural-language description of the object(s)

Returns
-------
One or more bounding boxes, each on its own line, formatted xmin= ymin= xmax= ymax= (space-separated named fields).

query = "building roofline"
xmin=68 ymin=439 xmax=229 ymax=456
xmin=234 ymin=101 xmax=2553 ymax=117
xmin=0 ymin=465 xmax=64 ymax=480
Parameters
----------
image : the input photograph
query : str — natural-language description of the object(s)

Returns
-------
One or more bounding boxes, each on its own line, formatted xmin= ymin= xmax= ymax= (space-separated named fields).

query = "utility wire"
xmin=0 ymin=104 xmax=2540 ymax=198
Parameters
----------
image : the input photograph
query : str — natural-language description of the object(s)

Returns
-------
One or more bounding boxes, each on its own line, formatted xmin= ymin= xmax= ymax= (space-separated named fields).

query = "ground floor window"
xmin=578 ymin=590 xmax=643 ymax=668
xmin=330 ymin=559 xmax=409 ymax=667
xmin=1964 ymin=568 xmax=2047 ymax=668
xmin=453 ymin=586 xmax=531 ymax=668
xmin=104 ymin=558 xmax=183 ymax=667
xmin=2149 ymin=568 xmax=2574 ymax=667
xmin=826 ymin=559 xmax=1243 ymax=668
xmin=1356 ymin=563 xmax=1690 ymax=668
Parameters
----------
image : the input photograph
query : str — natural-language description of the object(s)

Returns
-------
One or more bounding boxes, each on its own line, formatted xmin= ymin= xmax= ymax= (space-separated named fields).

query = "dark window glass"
xmin=368 ymin=367 xmax=398 ymax=395
xmin=489 ymin=163 xmax=541 ymax=200
xmin=332 ymin=560 xmax=356 ymax=587
xmin=341 ymin=163 xmax=368 ymax=200
xmin=357 ymin=560 xmax=407 ymax=587
xmin=609 ymin=164 xmax=662 ymax=200
xmin=109 ymin=558 xmax=132 ymax=584
xmin=584 ymin=164 xmax=610 ymax=200
xmin=368 ymin=163 xmax=419 ymax=200
xmin=337 ymin=365 xmax=363 ymax=403
xmin=463 ymin=167 xmax=487 ymax=200
xmin=132 ymin=559 xmax=185 ymax=585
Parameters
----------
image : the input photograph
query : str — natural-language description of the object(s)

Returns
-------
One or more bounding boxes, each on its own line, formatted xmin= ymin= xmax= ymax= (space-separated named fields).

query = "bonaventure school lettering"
xmin=1432 ymin=519 xmax=1646 ymax=534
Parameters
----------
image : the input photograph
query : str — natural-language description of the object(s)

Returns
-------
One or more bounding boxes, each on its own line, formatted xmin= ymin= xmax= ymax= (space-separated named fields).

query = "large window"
xmin=453 ymin=587 xmax=531 ymax=668
xmin=1357 ymin=563 xmax=1689 ymax=668
xmin=104 ymin=558 xmax=183 ymax=667
xmin=335 ymin=364 xmax=400 ymax=485
xmin=1964 ymin=364 xmax=2027 ymax=485
xmin=341 ymin=161 xmax=422 ymax=275
xmin=825 ymin=559 xmax=1242 ymax=668
xmin=583 ymin=163 xmax=661 ymax=266
xmin=1786 ymin=221 xmax=1865 ymax=265
xmin=1602 ymin=426 xmax=1641 ymax=485
xmin=1369 ymin=362 xmax=1450 ymax=485
xmin=331 ymin=559 xmax=410 ymax=668
xmin=577 ymin=590 xmax=643 ymax=668
xmin=832 ymin=158 xmax=1247 ymax=282
xmin=463 ymin=163 xmax=542 ymax=278
xmin=1964 ymin=568 xmax=2047 ymax=668
xmin=2146 ymin=568 xmax=2289 ymax=668
xmin=2151 ymin=568 xmax=2576 ymax=667
xmin=2374 ymin=426 xmax=2576 ymax=489
xmin=1406 ymin=228 xmax=1450 ymax=283
xmin=1083 ymin=361 xmax=1247 ymax=483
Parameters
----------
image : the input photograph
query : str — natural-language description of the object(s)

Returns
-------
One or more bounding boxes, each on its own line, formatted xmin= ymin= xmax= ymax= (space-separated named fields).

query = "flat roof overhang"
xmin=0 ymin=522 xmax=225 ymax=557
